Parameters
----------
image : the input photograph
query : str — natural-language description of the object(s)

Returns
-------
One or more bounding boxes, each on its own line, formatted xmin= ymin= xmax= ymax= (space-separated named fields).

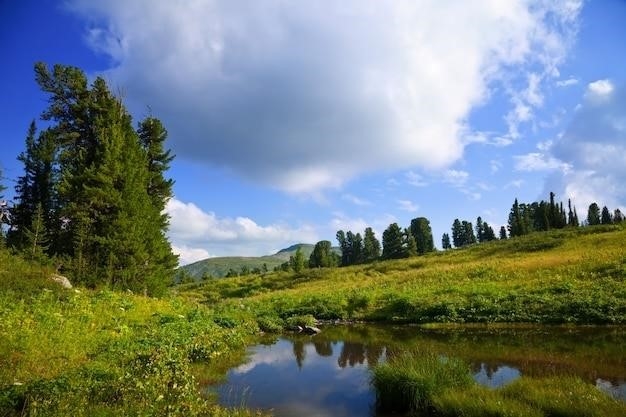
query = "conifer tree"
xmin=499 ymin=226 xmax=507 ymax=240
xmin=363 ymin=227 xmax=381 ymax=262
xmin=476 ymin=216 xmax=484 ymax=243
xmin=481 ymin=221 xmax=496 ymax=241
xmin=290 ymin=247 xmax=306 ymax=273
xmin=8 ymin=122 xmax=58 ymax=252
xmin=587 ymin=203 xmax=601 ymax=226
xmin=451 ymin=219 xmax=463 ymax=248
xmin=441 ymin=233 xmax=452 ymax=250
xmin=309 ymin=240 xmax=337 ymax=268
xmin=336 ymin=230 xmax=350 ymax=266
xmin=403 ymin=228 xmax=418 ymax=257
xmin=410 ymin=217 xmax=434 ymax=255
xmin=462 ymin=221 xmax=476 ymax=245
xmin=17 ymin=62 xmax=178 ymax=295
xmin=601 ymin=206 xmax=613 ymax=225
xmin=614 ymin=209 xmax=624 ymax=223
xmin=382 ymin=223 xmax=404 ymax=259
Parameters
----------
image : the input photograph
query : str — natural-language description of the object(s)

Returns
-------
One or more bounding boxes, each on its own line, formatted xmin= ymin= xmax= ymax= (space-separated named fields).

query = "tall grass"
xmin=0 ymin=248 xmax=268 ymax=416
xmin=371 ymin=350 xmax=473 ymax=413
xmin=372 ymin=350 xmax=626 ymax=417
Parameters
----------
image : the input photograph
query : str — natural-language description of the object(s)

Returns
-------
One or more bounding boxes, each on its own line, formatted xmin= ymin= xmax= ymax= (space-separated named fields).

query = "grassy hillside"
xmin=179 ymin=243 xmax=333 ymax=278
xmin=181 ymin=224 xmax=626 ymax=325
xmin=0 ymin=248 xmax=265 ymax=416
xmin=2 ymin=224 xmax=625 ymax=416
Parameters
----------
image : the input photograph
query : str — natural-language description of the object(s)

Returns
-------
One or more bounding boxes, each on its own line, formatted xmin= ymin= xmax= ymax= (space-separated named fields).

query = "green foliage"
xmin=0 ymin=274 xmax=264 ymax=416
xmin=372 ymin=350 xmax=473 ymax=413
xmin=309 ymin=240 xmax=338 ymax=268
xmin=373 ymin=350 xmax=626 ymax=417
xmin=190 ymin=225 xmax=626 ymax=326
xmin=410 ymin=217 xmax=435 ymax=254
xmin=382 ymin=223 xmax=404 ymax=259
xmin=362 ymin=227 xmax=381 ymax=262
xmin=8 ymin=63 xmax=177 ymax=294
xmin=289 ymin=247 xmax=306 ymax=273
xmin=587 ymin=202 xmax=601 ymax=225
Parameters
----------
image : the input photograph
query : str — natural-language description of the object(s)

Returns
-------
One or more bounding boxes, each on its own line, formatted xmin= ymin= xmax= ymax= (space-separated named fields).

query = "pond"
xmin=210 ymin=325 xmax=626 ymax=417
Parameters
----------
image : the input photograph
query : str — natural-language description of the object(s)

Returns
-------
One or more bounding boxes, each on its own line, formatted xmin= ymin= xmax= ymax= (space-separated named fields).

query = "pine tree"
xmin=499 ymin=226 xmax=507 ymax=240
xmin=476 ymin=216 xmax=484 ymax=243
xmin=403 ymin=228 xmax=417 ymax=257
xmin=363 ymin=227 xmax=381 ymax=262
xmin=23 ymin=203 xmax=49 ymax=262
xmin=567 ymin=199 xmax=579 ymax=227
xmin=441 ymin=233 xmax=452 ymax=250
xmin=614 ymin=209 xmax=624 ymax=223
xmin=462 ymin=221 xmax=476 ymax=245
xmin=451 ymin=219 xmax=463 ymax=248
xmin=601 ymin=206 xmax=613 ymax=225
xmin=382 ymin=223 xmax=404 ymax=259
xmin=24 ymin=63 xmax=177 ymax=294
xmin=8 ymin=122 xmax=58 ymax=252
xmin=309 ymin=240 xmax=337 ymax=268
xmin=336 ymin=230 xmax=350 ymax=266
xmin=290 ymin=247 xmax=306 ymax=273
xmin=482 ymin=222 xmax=496 ymax=242
xmin=587 ymin=203 xmax=601 ymax=226
xmin=410 ymin=217 xmax=434 ymax=255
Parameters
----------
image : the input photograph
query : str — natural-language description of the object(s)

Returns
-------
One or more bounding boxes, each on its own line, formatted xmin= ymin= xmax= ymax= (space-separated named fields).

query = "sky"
xmin=1 ymin=0 xmax=625 ymax=265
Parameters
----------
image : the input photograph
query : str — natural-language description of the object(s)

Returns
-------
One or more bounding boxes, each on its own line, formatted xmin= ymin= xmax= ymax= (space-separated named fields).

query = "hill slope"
xmin=179 ymin=243 xmax=329 ymax=278
xmin=180 ymin=224 xmax=626 ymax=325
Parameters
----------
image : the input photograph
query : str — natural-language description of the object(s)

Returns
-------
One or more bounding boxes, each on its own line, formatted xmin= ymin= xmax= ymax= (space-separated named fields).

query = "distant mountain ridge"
xmin=178 ymin=243 xmax=336 ymax=279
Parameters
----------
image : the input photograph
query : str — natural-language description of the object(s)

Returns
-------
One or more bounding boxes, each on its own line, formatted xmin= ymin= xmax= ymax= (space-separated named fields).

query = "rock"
xmin=50 ymin=274 xmax=72 ymax=289
xmin=303 ymin=325 xmax=321 ymax=335
xmin=287 ymin=325 xmax=304 ymax=333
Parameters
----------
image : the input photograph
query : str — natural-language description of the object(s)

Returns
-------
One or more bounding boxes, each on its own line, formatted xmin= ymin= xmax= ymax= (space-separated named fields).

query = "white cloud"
xmin=405 ymin=171 xmax=428 ymax=187
xmin=171 ymin=245 xmax=210 ymax=266
xmin=165 ymin=198 xmax=318 ymax=261
xmin=443 ymin=170 xmax=469 ymax=187
xmin=504 ymin=179 xmax=525 ymax=189
xmin=514 ymin=152 xmax=570 ymax=172
xmin=68 ymin=0 xmax=582 ymax=192
xmin=556 ymin=77 xmax=578 ymax=87
xmin=397 ymin=200 xmax=419 ymax=213
xmin=545 ymin=82 xmax=626 ymax=210
xmin=341 ymin=194 xmax=371 ymax=206
xmin=585 ymin=79 xmax=614 ymax=102
xmin=490 ymin=159 xmax=502 ymax=174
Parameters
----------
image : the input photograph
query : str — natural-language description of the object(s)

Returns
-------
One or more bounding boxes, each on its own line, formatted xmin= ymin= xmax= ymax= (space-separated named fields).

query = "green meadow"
xmin=1 ymin=224 xmax=625 ymax=415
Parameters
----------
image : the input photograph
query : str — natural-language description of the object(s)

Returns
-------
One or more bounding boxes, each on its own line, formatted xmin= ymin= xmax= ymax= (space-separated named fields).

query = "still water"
xmin=213 ymin=325 xmax=626 ymax=417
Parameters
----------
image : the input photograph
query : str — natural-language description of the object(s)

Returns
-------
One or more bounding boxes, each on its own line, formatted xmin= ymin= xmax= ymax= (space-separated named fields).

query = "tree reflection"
xmin=337 ymin=342 xmax=385 ymax=368
xmin=293 ymin=339 xmax=306 ymax=369
xmin=313 ymin=340 xmax=333 ymax=356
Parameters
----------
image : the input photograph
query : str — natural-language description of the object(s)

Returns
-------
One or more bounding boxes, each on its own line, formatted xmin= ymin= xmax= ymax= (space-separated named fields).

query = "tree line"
xmin=0 ymin=63 xmax=177 ymax=295
xmin=299 ymin=192 xmax=624 ymax=272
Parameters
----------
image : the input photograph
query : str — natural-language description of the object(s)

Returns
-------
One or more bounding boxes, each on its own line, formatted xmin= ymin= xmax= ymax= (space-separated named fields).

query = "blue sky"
xmin=1 ymin=0 xmax=625 ymax=264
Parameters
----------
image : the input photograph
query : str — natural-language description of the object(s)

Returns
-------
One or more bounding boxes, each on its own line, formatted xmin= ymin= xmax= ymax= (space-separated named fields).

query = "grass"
xmin=1 ymin=224 xmax=625 ymax=415
xmin=0 ymin=248 xmax=268 ymax=416
xmin=373 ymin=350 xmax=626 ymax=417
xmin=185 ymin=224 xmax=626 ymax=326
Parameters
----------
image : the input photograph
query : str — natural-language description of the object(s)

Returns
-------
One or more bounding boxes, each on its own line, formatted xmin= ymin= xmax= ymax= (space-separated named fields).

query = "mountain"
xmin=177 ymin=243 xmax=325 ymax=279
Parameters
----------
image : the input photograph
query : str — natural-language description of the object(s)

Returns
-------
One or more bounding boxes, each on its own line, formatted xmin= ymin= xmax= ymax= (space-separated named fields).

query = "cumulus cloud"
xmin=397 ymin=200 xmax=419 ymax=213
xmin=556 ymin=77 xmax=578 ymax=87
xmin=166 ymin=198 xmax=318 ymax=263
xmin=341 ymin=194 xmax=371 ymax=206
xmin=68 ymin=0 xmax=582 ymax=191
xmin=442 ymin=170 xmax=469 ymax=187
xmin=514 ymin=152 xmax=570 ymax=172
xmin=545 ymin=80 xmax=626 ymax=210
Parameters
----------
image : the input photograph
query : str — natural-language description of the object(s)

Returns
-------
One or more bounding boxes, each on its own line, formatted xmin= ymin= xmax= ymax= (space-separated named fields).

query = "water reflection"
xmin=473 ymin=363 xmax=521 ymax=388
xmin=213 ymin=325 xmax=626 ymax=416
